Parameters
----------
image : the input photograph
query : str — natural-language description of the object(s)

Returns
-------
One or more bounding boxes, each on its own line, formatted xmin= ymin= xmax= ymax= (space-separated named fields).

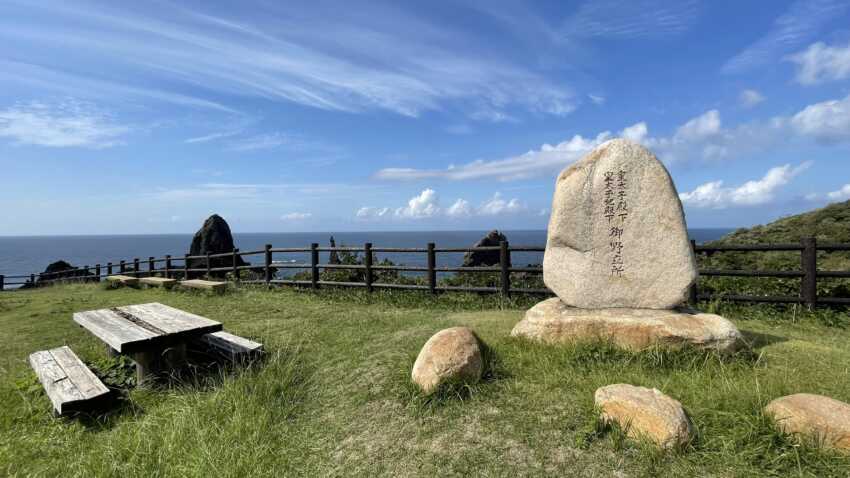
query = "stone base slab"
xmin=511 ymin=298 xmax=743 ymax=354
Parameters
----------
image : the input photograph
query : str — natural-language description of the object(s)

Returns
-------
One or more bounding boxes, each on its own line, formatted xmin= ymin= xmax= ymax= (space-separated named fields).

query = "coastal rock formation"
xmin=511 ymin=298 xmax=742 ymax=354
xmin=462 ymin=230 xmax=509 ymax=267
xmin=595 ymin=384 xmax=693 ymax=449
xmin=543 ymin=139 xmax=697 ymax=309
xmin=765 ymin=393 xmax=850 ymax=451
xmin=328 ymin=236 xmax=341 ymax=265
xmin=513 ymin=139 xmax=742 ymax=353
xmin=20 ymin=260 xmax=90 ymax=288
xmin=188 ymin=215 xmax=248 ymax=277
xmin=411 ymin=327 xmax=483 ymax=394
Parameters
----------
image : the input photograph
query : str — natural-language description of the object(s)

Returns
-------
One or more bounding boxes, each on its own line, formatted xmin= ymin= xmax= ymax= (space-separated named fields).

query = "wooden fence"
xmin=1 ymin=238 xmax=849 ymax=307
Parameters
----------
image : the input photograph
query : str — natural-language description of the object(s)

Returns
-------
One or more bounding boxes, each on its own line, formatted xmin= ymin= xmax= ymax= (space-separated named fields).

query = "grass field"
xmin=2 ymin=284 xmax=850 ymax=477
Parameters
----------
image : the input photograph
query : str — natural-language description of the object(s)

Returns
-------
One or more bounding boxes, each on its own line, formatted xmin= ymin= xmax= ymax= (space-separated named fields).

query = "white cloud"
xmin=185 ymin=130 xmax=241 ymax=144
xmin=679 ymin=162 xmax=812 ymax=208
xmin=827 ymin=184 xmax=850 ymax=201
xmin=673 ymin=110 xmax=721 ymax=142
xmin=446 ymin=198 xmax=472 ymax=218
xmin=789 ymin=94 xmax=850 ymax=142
xmin=620 ymin=122 xmax=648 ymax=142
xmin=787 ymin=41 xmax=850 ymax=85
xmin=588 ymin=94 xmax=606 ymax=106
xmin=722 ymin=0 xmax=848 ymax=73
xmin=226 ymin=133 xmax=289 ymax=152
xmin=563 ymin=0 xmax=699 ymax=39
xmin=739 ymin=89 xmax=765 ymax=108
xmin=394 ymin=188 xmax=440 ymax=218
xmin=478 ymin=193 xmax=525 ymax=216
xmin=356 ymin=189 xmax=525 ymax=220
xmin=281 ymin=212 xmax=312 ymax=220
xmin=0 ymin=100 xmax=129 ymax=148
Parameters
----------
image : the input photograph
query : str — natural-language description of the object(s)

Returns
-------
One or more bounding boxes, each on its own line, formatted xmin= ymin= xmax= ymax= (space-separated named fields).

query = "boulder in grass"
xmin=411 ymin=327 xmax=483 ymax=394
xmin=595 ymin=384 xmax=693 ymax=449
xmin=765 ymin=393 xmax=850 ymax=451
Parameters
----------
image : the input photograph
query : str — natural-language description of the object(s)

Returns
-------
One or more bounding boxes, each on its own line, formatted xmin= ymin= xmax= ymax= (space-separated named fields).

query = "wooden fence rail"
xmin=1 ymin=237 xmax=848 ymax=307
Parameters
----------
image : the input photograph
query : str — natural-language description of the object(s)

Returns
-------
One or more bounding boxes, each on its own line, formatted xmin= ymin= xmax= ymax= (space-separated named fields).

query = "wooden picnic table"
xmin=73 ymin=303 xmax=222 ymax=382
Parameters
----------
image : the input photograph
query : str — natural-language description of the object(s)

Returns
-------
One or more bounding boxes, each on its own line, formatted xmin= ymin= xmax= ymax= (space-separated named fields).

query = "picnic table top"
xmin=73 ymin=302 xmax=222 ymax=354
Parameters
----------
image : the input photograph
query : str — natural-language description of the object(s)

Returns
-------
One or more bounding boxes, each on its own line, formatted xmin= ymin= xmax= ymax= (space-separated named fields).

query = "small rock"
xmin=765 ymin=393 xmax=850 ymax=451
xmin=595 ymin=384 xmax=692 ymax=449
xmin=412 ymin=327 xmax=483 ymax=394
xmin=511 ymin=298 xmax=742 ymax=354
xmin=462 ymin=230 xmax=509 ymax=267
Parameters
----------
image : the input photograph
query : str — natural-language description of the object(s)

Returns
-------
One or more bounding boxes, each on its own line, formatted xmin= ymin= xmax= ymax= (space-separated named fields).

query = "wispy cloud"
xmin=563 ymin=0 xmax=699 ymax=39
xmin=787 ymin=40 xmax=850 ymax=85
xmin=281 ymin=212 xmax=312 ymax=220
xmin=722 ymin=0 xmax=848 ymax=74
xmin=185 ymin=130 xmax=241 ymax=144
xmin=0 ymin=99 xmax=129 ymax=148
xmin=0 ymin=2 xmax=575 ymax=120
xmin=679 ymin=162 xmax=812 ymax=208
xmin=226 ymin=133 xmax=290 ymax=152
xmin=739 ymin=89 xmax=766 ymax=108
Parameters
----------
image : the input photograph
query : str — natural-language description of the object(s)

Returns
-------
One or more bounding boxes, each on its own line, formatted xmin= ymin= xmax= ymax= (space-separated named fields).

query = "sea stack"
xmin=511 ymin=139 xmax=742 ymax=353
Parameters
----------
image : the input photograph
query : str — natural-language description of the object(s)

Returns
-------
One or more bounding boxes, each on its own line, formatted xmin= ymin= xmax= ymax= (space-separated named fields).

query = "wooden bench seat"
xmin=196 ymin=331 xmax=263 ymax=361
xmin=139 ymin=277 xmax=177 ymax=288
xmin=106 ymin=275 xmax=139 ymax=286
xmin=29 ymin=346 xmax=110 ymax=415
xmin=180 ymin=279 xmax=227 ymax=293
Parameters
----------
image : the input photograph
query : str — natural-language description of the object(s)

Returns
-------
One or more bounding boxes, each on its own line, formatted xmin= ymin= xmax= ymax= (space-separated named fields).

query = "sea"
xmin=0 ymin=229 xmax=734 ymax=288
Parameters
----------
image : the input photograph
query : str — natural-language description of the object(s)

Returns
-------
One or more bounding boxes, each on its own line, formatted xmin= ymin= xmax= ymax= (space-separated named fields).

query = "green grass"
xmin=2 ymin=284 xmax=850 ymax=477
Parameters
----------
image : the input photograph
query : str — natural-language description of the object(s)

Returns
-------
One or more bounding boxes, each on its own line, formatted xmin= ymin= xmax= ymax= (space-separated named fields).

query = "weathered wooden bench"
xmin=139 ymin=277 xmax=177 ymax=288
xmin=29 ymin=346 xmax=111 ymax=415
xmin=195 ymin=331 xmax=264 ymax=361
xmin=106 ymin=275 xmax=139 ymax=287
xmin=180 ymin=279 xmax=227 ymax=293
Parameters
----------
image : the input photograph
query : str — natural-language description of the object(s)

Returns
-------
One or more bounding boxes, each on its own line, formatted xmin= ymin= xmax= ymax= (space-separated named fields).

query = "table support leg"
xmin=106 ymin=345 xmax=119 ymax=358
xmin=163 ymin=343 xmax=187 ymax=372
xmin=132 ymin=350 xmax=157 ymax=386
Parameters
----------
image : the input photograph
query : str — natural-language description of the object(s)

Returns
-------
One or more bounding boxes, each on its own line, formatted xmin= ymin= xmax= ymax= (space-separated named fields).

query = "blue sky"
xmin=1 ymin=0 xmax=849 ymax=235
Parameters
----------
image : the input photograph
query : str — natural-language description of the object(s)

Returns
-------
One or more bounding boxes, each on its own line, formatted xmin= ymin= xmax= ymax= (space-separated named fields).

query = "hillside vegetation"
xmin=698 ymin=201 xmax=850 ymax=301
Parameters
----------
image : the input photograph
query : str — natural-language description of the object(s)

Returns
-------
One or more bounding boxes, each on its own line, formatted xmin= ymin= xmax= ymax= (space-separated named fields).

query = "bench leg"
xmin=106 ymin=345 xmax=119 ymax=358
xmin=132 ymin=350 xmax=157 ymax=385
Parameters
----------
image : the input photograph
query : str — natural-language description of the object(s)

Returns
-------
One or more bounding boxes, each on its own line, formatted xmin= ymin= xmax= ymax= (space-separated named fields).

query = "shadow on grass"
xmin=740 ymin=329 xmax=788 ymax=349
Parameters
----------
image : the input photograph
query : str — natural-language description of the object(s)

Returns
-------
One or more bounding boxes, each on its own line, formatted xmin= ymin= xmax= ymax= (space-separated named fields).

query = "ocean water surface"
xmin=0 ymin=229 xmax=733 ymax=287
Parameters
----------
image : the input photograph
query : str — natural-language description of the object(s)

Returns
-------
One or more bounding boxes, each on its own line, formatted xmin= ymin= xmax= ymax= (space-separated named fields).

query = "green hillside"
xmin=698 ymin=201 xmax=850 ymax=301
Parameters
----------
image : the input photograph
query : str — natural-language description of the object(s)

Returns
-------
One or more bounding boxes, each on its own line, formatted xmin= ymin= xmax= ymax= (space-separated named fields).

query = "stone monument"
xmin=511 ymin=139 xmax=742 ymax=353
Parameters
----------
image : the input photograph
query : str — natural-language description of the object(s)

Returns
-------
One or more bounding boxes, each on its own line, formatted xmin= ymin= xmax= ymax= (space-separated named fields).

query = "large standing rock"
xmin=188 ymin=215 xmax=249 ymax=277
xmin=765 ymin=393 xmax=850 ymax=451
xmin=544 ymin=139 xmax=697 ymax=309
xmin=411 ymin=327 xmax=483 ymax=394
xmin=511 ymin=298 xmax=742 ymax=354
xmin=462 ymin=230 xmax=510 ymax=267
xmin=595 ymin=384 xmax=693 ymax=449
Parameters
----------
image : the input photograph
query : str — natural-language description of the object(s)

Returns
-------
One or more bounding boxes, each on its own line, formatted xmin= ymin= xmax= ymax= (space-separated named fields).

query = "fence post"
xmin=120 ymin=260 xmax=126 ymax=274
xmin=184 ymin=254 xmax=189 ymax=279
xmin=500 ymin=240 xmax=511 ymax=298
xmin=107 ymin=262 xmax=113 ymax=275
xmin=165 ymin=255 xmax=171 ymax=279
xmin=83 ymin=265 xmax=89 ymax=283
xmin=264 ymin=244 xmax=272 ymax=285
xmin=206 ymin=252 xmax=212 ymax=278
xmin=148 ymin=257 xmax=155 ymax=277
xmin=95 ymin=264 xmax=101 ymax=282
xmin=427 ymin=242 xmax=436 ymax=295
xmin=310 ymin=243 xmax=319 ymax=289
xmin=801 ymin=237 xmax=817 ymax=310
xmin=133 ymin=258 xmax=140 ymax=278
xmin=232 ymin=248 xmax=239 ymax=281
xmin=688 ymin=239 xmax=698 ymax=306
xmin=30 ymin=274 xmax=35 ymax=286
xmin=0 ymin=274 xmax=4 ymax=291
xmin=364 ymin=243 xmax=373 ymax=293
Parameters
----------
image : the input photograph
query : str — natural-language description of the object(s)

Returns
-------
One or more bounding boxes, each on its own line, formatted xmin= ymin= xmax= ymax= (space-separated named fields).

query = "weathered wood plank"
xmin=74 ymin=309 xmax=158 ymax=353
xmin=139 ymin=277 xmax=177 ymax=288
xmin=106 ymin=275 xmax=139 ymax=286
xmin=198 ymin=331 xmax=263 ymax=360
xmin=117 ymin=303 xmax=221 ymax=335
xmin=28 ymin=346 xmax=110 ymax=415
xmin=180 ymin=279 xmax=227 ymax=292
